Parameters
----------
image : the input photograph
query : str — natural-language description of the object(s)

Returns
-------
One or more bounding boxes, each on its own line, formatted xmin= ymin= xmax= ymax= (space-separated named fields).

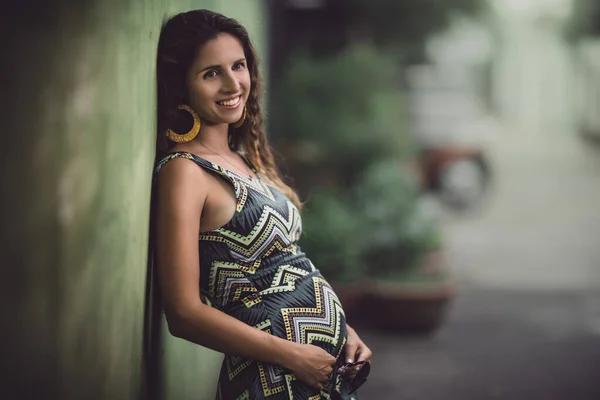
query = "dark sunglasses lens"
xmin=349 ymin=362 xmax=370 ymax=393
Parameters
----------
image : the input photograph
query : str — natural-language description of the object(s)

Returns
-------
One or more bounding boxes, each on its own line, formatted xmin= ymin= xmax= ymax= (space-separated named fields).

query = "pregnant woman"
xmin=153 ymin=9 xmax=371 ymax=399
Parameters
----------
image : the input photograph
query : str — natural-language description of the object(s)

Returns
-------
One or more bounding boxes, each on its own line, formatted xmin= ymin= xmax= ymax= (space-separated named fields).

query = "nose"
xmin=221 ymin=70 xmax=241 ymax=94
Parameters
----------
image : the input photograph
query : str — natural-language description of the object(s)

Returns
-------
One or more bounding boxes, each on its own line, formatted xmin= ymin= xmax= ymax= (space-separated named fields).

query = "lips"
xmin=216 ymin=96 xmax=241 ymax=107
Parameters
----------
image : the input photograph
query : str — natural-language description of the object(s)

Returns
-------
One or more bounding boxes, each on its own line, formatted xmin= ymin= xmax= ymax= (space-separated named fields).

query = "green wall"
xmin=0 ymin=1 xmax=267 ymax=399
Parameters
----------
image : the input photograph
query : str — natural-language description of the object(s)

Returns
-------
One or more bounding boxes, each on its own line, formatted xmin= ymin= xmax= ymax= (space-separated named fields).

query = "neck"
xmin=193 ymin=122 xmax=232 ymax=154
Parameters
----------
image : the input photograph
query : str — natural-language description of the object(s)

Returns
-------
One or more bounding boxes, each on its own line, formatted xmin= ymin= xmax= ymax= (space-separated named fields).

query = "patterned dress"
xmin=155 ymin=152 xmax=359 ymax=400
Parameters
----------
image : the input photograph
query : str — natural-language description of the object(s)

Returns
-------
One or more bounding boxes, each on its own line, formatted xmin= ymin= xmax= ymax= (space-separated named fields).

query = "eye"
xmin=203 ymin=69 xmax=218 ymax=79
xmin=233 ymin=61 xmax=246 ymax=70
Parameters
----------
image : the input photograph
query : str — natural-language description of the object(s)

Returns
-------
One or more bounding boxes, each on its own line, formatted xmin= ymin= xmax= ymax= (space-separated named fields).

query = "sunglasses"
xmin=337 ymin=360 xmax=370 ymax=394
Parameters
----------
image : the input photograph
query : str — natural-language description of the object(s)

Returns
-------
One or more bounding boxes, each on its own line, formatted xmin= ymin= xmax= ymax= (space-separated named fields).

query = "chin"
xmin=228 ymin=112 xmax=245 ymax=124
xmin=224 ymin=116 xmax=240 ymax=124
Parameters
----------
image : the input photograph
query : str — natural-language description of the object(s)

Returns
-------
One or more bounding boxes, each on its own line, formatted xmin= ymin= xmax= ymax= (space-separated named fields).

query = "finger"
xmin=344 ymin=341 xmax=358 ymax=364
xmin=355 ymin=345 xmax=372 ymax=362
xmin=341 ymin=365 xmax=358 ymax=377
xmin=319 ymin=347 xmax=337 ymax=365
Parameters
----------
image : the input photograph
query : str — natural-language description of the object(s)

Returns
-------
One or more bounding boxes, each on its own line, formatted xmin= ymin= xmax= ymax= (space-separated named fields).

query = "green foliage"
xmin=355 ymin=161 xmax=443 ymax=277
xmin=300 ymin=189 xmax=366 ymax=283
xmin=337 ymin=0 xmax=486 ymax=61
xmin=299 ymin=161 xmax=444 ymax=282
xmin=565 ymin=0 xmax=600 ymax=40
xmin=273 ymin=44 xmax=414 ymax=176
xmin=355 ymin=160 xmax=420 ymax=250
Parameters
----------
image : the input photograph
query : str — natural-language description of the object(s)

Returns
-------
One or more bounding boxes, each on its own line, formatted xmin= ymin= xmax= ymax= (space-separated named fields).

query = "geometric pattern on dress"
xmin=281 ymin=277 xmax=345 ymax=347
xmin=254 ymin=319 xmax=285 ymax=397
xmin=257 ymin=361 xmax=286 ymax=397
xmin=223 ymin=170 xmax=275 ymax=203
xmin=234 ymin=180 xmax=248 ymax=212
xmin=200 ymin=201 xmax=302 ymax=263
xmin=259 ymin=265 xmax=310 ymax=296
xmin=241 ymin=293 xmax=263 ymax=308
xmin=284 ymin=374 xmax=297 ymax=399
xmin=154 ymin=151 xmax=195 ymax=172
xmin=283 ymin=375 xmax=323 ymax=400
xmin=235 ymin=389 xmax=250 ymax=400
xmin=198 ymin=160 xmax=250 ymax=212
xmin=208 ymin=261 xmax=257 ymax=308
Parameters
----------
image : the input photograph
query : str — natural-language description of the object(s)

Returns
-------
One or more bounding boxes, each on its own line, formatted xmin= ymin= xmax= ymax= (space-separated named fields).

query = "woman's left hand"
xmin=342 ymin=324 xmax=372 ymax=378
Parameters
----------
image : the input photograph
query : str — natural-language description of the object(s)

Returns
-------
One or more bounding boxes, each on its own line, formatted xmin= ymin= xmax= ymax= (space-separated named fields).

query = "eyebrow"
xmin=199 ymin=58 xmax=247 ymax=73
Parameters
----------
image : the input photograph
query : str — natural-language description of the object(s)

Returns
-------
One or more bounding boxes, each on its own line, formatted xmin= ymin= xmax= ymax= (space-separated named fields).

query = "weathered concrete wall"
xmin=0 ymin=1 xmax=266 ymax=399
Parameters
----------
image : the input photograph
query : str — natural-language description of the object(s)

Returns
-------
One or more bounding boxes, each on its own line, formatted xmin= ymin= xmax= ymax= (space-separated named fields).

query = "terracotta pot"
xmin=361 ymin=251 xmax=457 ymax=333
xmin=330 ymin=281 xmax=370 ymax=327
xmin=362 ymin=281 xmax=455 ymax=333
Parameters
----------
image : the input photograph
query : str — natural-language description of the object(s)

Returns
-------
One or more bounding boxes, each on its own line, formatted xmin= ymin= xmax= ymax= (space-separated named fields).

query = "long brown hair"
xmin=156 ymin=10 xmax=301 ymax=209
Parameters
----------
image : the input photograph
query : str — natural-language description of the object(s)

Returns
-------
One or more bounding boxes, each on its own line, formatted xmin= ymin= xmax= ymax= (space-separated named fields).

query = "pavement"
xmin=358 ymin=132 xmax=600 ymax=400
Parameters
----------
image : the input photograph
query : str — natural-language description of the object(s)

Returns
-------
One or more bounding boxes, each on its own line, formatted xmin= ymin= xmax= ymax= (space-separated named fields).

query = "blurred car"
xmin=406 ymin=65 xmax=497 ymax=211
xmin=417 ymin=145 xmax=491 ymax=211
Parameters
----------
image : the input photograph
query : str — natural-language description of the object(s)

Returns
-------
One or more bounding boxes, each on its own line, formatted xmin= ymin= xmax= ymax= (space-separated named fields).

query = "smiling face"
xmin=186 ymin=33 xmax=251 ymax=126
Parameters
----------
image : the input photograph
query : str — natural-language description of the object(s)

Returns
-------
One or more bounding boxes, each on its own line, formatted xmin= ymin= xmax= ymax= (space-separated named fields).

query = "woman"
xmin=153 ymin=9 xmax=371 ymax=400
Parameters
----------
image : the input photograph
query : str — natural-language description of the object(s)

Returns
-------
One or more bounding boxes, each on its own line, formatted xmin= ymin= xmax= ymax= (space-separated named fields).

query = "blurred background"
xmin=1 ymin=0 xmax=600 ymax=399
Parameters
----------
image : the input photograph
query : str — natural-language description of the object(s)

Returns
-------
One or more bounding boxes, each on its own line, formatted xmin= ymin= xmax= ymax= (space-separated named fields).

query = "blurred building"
xmin=489 ymin=0 xmax=576 ymax=137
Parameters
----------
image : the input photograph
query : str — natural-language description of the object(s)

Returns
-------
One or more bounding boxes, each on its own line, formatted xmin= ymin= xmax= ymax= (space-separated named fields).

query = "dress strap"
xmin=154 ymin=151 xmax=245 ymax=211
xmin=155 ymin=151 xmax=227 ymax=177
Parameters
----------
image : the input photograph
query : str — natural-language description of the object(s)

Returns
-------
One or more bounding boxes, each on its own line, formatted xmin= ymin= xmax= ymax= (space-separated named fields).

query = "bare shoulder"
xmin=155 ymin=156 xmax=211 ymax=204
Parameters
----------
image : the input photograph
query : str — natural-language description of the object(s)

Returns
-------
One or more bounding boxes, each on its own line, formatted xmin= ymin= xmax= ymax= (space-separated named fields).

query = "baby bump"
xmin=215 ymin=270 xmax=350 ymax=399
xmin=265 ymin=274 xmax=348 ymax=359
xmin=222 ymin=269 xmax=349 ymax=358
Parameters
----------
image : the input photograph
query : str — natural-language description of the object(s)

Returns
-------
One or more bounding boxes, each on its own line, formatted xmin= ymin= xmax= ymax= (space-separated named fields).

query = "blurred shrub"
xmin=300 ymin=189 xmax=366 ymax=283
xmin=272 ymin=44 xmax=414 ymax=183
xmin=273 ymin=44 xmax=442 ymax=283
xmin=355 ymin=161 xmax=443 ymax=278
xmin=300 ymin=161 xmax=443 ymax=282
xmin=355 ymin=160 xmax=420 ymax=251
xmin=565 ymin=0 xmax=600 ymax=41
xmin=342 ymin=0 xmax=485 ymax=51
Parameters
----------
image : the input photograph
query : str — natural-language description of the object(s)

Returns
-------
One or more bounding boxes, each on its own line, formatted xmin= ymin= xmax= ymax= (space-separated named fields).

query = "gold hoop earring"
xmin=233 ymin=106 xmax=246 ymax=128
xmin=166 ymin=105 xmax=201 ymax=143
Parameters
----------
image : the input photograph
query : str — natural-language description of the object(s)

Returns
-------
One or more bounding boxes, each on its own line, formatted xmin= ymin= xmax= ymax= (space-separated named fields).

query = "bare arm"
xmin=155 ymin=159 xmax=334 ymax=388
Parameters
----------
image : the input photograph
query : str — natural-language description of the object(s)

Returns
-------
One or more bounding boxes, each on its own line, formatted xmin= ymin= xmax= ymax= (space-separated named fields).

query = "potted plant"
xmin=355 ymin=161 xmax=456 ymax=333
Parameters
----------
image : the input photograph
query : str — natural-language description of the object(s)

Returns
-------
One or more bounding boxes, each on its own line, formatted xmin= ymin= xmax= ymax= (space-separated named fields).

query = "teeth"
xmin=218 ymin=96 xmax=239 ymax=106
